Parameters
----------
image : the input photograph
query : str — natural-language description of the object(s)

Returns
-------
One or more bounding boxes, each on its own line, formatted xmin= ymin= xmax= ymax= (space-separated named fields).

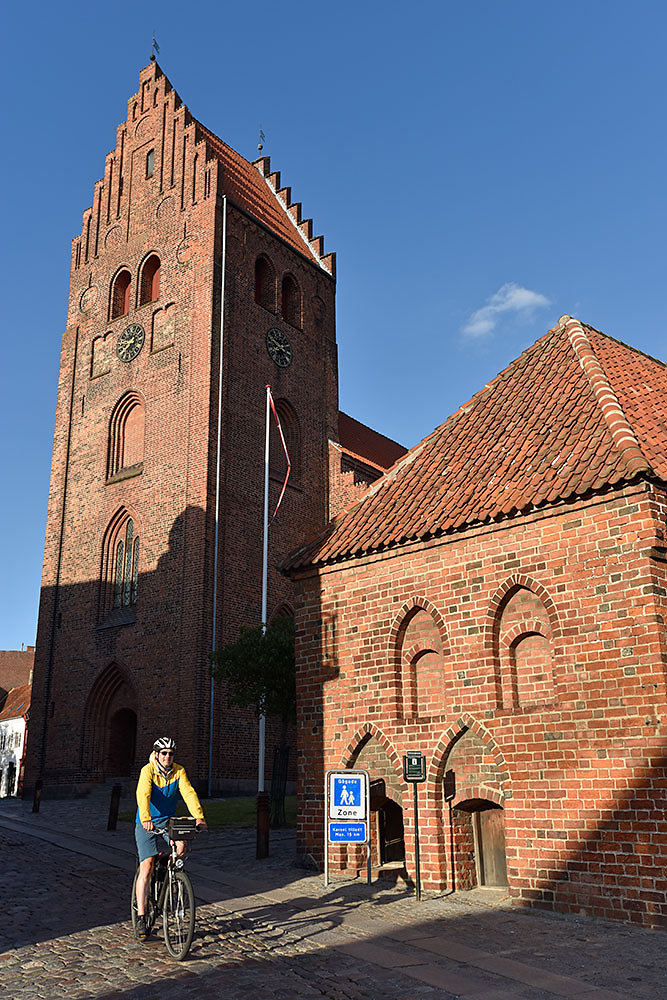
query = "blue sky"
xmin=1 ymin=1 xmax=665 ymax=649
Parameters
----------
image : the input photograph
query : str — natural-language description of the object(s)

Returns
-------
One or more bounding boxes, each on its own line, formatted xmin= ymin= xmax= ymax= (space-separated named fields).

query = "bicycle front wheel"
xmin=163 ymin=869 xmax=195 ymax=960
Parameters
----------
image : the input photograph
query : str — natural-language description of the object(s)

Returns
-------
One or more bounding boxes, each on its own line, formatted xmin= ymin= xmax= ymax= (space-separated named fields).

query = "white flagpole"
xmin=259 ymin=384 xmax=271 ymax=793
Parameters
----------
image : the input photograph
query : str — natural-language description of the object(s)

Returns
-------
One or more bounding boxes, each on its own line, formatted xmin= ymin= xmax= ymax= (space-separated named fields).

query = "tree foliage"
xmin=210 ymin=616 xmax=296 ymax=739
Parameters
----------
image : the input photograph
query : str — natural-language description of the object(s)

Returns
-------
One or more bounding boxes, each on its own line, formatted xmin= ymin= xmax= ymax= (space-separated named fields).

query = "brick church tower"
xmin=25 ymin=61 xmax=404 ymax=796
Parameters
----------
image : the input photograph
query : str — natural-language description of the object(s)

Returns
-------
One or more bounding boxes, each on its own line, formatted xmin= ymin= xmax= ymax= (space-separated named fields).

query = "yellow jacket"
xmin=135 ymin=752 xmax=205 ymax=825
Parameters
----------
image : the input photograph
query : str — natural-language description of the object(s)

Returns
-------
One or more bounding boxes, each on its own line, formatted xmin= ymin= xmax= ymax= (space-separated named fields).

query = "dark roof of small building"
xmin=337 ymin=412 xmax=407 ymax=472
xmin=287 ymin=317 xmax=667 ymax=570
xmin=0 ymin=683 xmax=32 ymax=721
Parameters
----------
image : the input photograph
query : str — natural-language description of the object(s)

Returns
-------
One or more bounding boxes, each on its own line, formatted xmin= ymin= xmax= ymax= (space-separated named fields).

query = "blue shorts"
xmin=135 ymin=823 xmax=170 ymax=862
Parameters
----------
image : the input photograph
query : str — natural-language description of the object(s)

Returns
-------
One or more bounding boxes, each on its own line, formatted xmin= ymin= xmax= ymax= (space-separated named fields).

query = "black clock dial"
xmin=266 ymin=327 xmax=293 ymax=368
xmin=117 ymin=323 xmax=145 ymax=363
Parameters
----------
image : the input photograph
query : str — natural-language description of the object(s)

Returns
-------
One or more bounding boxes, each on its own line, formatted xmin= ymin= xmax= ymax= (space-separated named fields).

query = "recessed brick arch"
xmin=428 ymin=716 xmax=510 ymax=891
xmin=388 ymin=595 xmax=448 ymax=653
xmin=341 ymin=722 xmax=404 ymax=786
xmin=389 ymin=597 xmax=450 ymax=720
xmin=341 ymin=724 xmax=407 ymax=873
xmin=428 ymin=714 xmax=510 ymax=796
xmin=485 ymin=574 xmax=561 ymax=648
xmin=484 ymin=575 xmax=561 ymax=709
xmin=80 ymin=660 xmax=138 ymax=780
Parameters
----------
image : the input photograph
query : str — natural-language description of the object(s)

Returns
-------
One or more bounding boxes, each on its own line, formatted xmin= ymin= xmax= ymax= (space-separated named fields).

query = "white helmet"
xmin=153 ymin=736 xmax=176 ymax=752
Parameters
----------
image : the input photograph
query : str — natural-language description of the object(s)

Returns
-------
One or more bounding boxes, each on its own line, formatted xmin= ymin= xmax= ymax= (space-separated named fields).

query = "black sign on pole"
xmin=403 ymin=752 xmax=426 ymax=900
xmin=403 ymin=752 xmax=426 ymax=783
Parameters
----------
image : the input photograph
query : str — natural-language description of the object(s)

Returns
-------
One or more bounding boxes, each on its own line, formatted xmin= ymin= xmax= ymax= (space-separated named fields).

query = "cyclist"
xmin=134 ymin=736 xmax=207 ymax=941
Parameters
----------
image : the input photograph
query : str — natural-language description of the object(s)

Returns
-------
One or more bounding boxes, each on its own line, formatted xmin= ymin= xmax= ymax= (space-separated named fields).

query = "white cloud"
xmin=462 ymin=282 xmax=551 ymax=339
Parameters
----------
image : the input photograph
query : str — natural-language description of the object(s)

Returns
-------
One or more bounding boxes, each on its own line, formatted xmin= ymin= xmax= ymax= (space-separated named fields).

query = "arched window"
xmin=100 ymin=509 xmax=140 ymax=619
xmin=107 ymin=392 xmax=145 ymax=478
xmin=281 ymin=274 xmax=301 ymax=328
xmin=254 ymin=255 xmax=275 ymax=311
xmin=270 ymin=399 xmax=300 ymax=481
xmin=139 ymin=254 xmax=160 ymax=305
xmin=110 ymin=268 xmax=131 ymax=320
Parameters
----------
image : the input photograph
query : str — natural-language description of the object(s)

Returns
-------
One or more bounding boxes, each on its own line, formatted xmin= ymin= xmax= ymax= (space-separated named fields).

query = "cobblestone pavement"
xmin=0 ymin=795 xmax=664 ymax=999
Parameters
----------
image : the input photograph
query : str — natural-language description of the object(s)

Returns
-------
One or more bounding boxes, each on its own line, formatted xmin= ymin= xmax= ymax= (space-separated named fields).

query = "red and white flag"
xmin=266 ymin=385 xmax=291 ymax=522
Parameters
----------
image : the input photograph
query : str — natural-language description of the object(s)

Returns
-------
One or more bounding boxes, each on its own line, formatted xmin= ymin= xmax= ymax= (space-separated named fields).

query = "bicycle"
xmin=131 ymin=816 xmax=198 ymax=960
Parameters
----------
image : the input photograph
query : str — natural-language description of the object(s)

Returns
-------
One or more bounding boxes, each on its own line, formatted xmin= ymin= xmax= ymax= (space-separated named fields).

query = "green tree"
xmin=211 ymin=616 xmax=295 ymax=826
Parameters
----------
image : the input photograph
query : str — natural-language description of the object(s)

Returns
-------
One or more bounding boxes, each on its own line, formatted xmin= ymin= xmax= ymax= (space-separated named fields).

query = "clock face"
xmin=117 ymin=324 xmax=145 ymax=363
xmin=266 ymin=327 xmax=292 ymax=368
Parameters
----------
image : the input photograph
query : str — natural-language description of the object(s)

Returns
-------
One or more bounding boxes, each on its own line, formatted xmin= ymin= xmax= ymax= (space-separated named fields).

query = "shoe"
xmin=135 ymin=915 xmax=149 ymax=941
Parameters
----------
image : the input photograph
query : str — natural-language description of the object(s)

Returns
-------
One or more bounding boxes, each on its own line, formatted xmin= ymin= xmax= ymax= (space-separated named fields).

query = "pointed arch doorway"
xmin=81 ymin=663 xmax=138 ymax=781
xmin=441 ymin=724 xmax=510 ymax=891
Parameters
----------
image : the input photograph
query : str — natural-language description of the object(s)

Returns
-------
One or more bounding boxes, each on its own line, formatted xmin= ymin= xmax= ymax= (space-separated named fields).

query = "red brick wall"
xmin=26 ymin=62 xmax=339 ymax=795
xmin=293 ymin=482 xmax=667 ymax=927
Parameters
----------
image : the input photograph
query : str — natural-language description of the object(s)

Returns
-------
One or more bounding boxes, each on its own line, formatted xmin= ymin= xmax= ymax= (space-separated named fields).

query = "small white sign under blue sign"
xmin=328 ymin=822 xmax=367 ymax=843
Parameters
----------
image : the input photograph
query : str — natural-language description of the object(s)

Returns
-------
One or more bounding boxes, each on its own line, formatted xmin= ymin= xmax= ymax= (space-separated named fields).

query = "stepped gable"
xmin=0 ymin=683 xmax=31 ymax=721
xmin=288 ymin=317 xmax=667 ymax=569
xmin=337 ymin=412 xmax=407 ymax=472
xmin=72 ymin=61 xmax=334 ymax=275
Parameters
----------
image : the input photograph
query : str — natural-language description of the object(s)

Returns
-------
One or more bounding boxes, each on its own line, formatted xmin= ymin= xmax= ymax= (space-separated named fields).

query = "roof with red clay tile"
xmin=287 ymin=317 xmax=667 ymax=570
xmin=337 ymin=412 xmax=407 ymax=472
xmin=197 ymin=124 xmax=325 ymax=265
xmin=0 ymin=684 xmax=31 ymax=721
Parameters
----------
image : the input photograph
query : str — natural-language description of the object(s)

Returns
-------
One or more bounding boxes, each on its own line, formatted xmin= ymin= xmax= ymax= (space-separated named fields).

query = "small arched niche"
xmin=496 ymin=585 xmax=555 ymax=709
xmin=254 ymin=255 xmax=275 ymax=311
xmin=139 ymin=253 xmax=160 ymax=305
xmin=281 ymin=273 xmax=301 ymax=328
xmin=396 ymin=605 xmax=448 ymax=719
xmin=110 ymin=268 xmax=131 ymax=320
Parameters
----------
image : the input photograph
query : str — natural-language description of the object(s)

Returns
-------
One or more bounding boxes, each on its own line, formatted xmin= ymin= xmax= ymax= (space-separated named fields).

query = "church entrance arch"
xmin=81 ymin=663 xmax=138 ymax=781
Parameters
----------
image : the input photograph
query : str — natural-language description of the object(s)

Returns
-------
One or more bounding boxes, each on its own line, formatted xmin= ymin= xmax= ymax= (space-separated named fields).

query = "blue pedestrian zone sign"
xmin=329 ymin=822 xmax=367 ymax=843
xmin=328 ymin=772 xmax=366 ymax=820
xmin=324 ymin=769 xmax=370 ymax=883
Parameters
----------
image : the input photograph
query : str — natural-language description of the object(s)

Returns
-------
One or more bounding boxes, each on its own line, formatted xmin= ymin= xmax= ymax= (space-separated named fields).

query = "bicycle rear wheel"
xmin=162 ymin=869 xmax=195 ymax=960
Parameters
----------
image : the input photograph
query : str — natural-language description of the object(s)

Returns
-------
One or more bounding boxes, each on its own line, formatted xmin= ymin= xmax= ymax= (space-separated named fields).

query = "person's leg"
xmin=175 ymin=839 xmax=187 ymax=859
xmin=134 ymin=824 xmax=159 ymax=917
xmin=135 ymin=856 xmax=154 ymax=915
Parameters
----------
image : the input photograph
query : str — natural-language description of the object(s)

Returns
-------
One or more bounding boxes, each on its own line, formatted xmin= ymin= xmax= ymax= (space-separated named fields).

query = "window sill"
xmin=96 ymin=606 xmax=137 ymax=631
xmin=107 ymin=463 xmax=143 ymax=485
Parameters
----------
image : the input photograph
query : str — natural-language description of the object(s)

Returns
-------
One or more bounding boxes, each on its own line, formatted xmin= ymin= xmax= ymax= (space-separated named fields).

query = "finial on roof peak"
xmin=151 ymin=30 xmax=160 ymax=62
xmin=258 ymin=124 xmax=265 ymax=157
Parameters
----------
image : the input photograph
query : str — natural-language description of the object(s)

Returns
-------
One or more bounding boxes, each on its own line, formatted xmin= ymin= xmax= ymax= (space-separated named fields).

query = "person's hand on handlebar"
xmin=142 ymin=819 xmax=155 ymax=831
xmin=196 ymin=819 xmax=208 ymax=831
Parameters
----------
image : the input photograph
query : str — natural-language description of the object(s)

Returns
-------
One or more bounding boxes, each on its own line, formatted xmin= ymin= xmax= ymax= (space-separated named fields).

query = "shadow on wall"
xmin=24 ymin=504 xmax=293 ymax=799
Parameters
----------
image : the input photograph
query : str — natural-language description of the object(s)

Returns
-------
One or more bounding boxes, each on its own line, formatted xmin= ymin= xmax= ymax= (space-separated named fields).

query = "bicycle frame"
xmin=132 ymin=823 xmax=197 ymax=960
xmin=151 ymin=829 xmax=184 ymax=919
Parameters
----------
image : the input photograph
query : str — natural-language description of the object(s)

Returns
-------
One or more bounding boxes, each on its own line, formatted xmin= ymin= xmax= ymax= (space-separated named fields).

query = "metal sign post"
xmin=324 ymin=769 xmax=370 ymax=887
xmin=403 ymin=752 xmax=427 ymax=901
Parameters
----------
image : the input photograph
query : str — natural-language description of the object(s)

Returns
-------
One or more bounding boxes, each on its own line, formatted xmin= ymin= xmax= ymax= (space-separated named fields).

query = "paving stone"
xmin=0 ymin=799 xmax=664 ymax=1000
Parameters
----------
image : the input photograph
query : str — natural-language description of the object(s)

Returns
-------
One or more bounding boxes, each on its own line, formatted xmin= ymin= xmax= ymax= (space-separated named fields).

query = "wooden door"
xmin=475 ymin=808 xmax=508 ymax=886
xmin=379 ymin=800 xmax=406 ymax=864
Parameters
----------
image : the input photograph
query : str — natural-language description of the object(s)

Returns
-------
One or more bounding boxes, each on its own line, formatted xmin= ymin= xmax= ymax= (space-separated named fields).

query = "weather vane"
xmin=258 ymin=125 xmax=265 ymax=156
xmin=151 ymin=31 xmax=160 ymax=61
